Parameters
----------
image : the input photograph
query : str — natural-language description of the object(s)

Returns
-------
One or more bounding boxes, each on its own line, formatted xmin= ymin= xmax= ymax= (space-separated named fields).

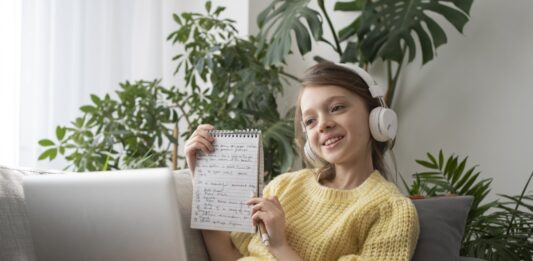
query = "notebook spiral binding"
xmin=208 ymin=129 xmax=261 ymax=138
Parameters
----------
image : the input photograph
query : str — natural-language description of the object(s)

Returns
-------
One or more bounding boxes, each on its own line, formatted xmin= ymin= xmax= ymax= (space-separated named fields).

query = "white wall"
xmin=248 ymin=0 xmax=533 ymax=199
xmin=394 ymin=0 xmax=533 ymax=199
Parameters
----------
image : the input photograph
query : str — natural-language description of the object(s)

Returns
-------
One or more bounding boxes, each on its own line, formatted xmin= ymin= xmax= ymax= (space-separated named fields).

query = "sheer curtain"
xmin=0 ymin=0 xmax=254 ymax=170
xmin=19 ymin=0 xmax=182 ymax=170
xmin=0 ymin=0 xmax=22 ymax=167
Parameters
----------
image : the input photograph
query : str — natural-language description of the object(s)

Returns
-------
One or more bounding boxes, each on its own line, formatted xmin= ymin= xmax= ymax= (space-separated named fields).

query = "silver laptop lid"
xmin=23 ymin=168 xmax=187 ymax=261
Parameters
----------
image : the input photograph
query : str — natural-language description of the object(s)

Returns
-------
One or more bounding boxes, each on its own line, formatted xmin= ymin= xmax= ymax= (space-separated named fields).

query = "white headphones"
xmin=303 ymin=63 xmax=398 ymax=165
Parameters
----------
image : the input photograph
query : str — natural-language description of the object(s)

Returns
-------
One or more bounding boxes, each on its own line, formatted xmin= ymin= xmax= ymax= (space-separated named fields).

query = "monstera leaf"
xmin=257 ymin=0 xmax=323 ymax=65
xmin=337 ymin=0 xmax=474 ymax=64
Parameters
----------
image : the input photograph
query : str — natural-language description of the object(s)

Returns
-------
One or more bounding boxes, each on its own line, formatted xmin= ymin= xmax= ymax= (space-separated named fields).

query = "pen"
xmin=259 ymin=221 xmax=270 ymax=246
xmin=250 ymin=191 xmax=270 ymax=246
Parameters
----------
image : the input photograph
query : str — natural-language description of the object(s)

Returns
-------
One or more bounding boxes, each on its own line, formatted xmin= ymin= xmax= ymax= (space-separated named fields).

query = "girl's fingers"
xmin=246 ymin=197 xmax=264 ymax=205
xmin=184 ymin=124 xmax=215 ymax=175
xmin=248 ymin=198 xmax=280 ymax=214
xmin=187 ymin=136 xmax=214 ymax=153
xmin=252 ymin=210 xmax=270 ymax=226
xmin=197 ymin=124 xmax=215 ymax=131
xmin=192 ymin=125 xmax=215 ymax=140
xmin=270 ymin=196 xmax=282 ymax=209
xmin=194 ymin=129 xmax=215 ymax=142
xmin=251 ymin=202 xmax=267 ymax=212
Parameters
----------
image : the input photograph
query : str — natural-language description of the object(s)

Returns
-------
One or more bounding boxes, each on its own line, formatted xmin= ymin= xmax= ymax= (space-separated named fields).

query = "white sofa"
xmin=0 ymin=165 xmax=483 ymax=261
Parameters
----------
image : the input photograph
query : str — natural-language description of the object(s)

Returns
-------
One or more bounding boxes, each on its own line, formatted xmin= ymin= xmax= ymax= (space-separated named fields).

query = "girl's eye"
xmin=331 ymin=105 xmax=345 ymax=112
xmin=304 ymin=118 xmax=315 ymax=126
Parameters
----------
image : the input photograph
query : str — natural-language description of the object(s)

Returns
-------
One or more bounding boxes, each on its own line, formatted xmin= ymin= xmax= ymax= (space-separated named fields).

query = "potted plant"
xmin=403 ymin=150 xmax=533 ymax=260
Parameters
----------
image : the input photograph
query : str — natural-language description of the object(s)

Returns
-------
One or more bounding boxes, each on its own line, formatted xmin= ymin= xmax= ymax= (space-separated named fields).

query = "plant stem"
xmin=280 ymin=71 xmax=301 ymax=83
xmin=318 ymin=0 xmax=342 ymax=57
xmin=172 ymin=123 xmax=178 ymax=170
xmin=173 ymin=103 xmax=192 ymax=127
xmin=387 ymin=60 xmax=393 ymax=92
xmin=505 ymin=171 xmax=533 ymax=236
xmin=386 ymin=45 xmax=407 ymax=107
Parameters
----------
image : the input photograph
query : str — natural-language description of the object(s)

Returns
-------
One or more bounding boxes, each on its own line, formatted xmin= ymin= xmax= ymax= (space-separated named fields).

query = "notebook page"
xmin=191 ymin=132 xmax=259 ymax=233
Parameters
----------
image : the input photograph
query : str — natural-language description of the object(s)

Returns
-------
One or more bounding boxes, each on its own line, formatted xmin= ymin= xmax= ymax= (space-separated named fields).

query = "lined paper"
xmin=191 ymin=133 xmax=260 ymax=233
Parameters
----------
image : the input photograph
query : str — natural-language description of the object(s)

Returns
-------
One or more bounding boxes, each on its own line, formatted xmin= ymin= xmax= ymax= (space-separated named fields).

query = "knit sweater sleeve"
xmin=338 ymin=197 xmax=419 ymax=261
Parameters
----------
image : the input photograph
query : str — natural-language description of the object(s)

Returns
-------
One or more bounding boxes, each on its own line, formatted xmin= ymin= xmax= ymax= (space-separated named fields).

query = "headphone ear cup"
xmin=369 ymin=107 xmax=398 ymax=142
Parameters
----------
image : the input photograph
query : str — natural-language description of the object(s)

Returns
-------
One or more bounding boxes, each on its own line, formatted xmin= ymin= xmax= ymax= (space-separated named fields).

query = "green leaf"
xmin=412 ymin=24 xmax=433 ymax=64
xmin=415 ymin=159 xmax=437 ymax=169
xmin=214 ymin=6 xmax=226 ymax=16
xmin=205 ymin=1 xmax=211 ymax=13
xmin=49 ymin=148 xmax=57 ymax=160
xmin=80 ymin=105 xmax=97 ymax=114
xmin=39 ymin=139 xmax=55 ymax=147
xmin=443 ymin=155 xmax=457 ymax=176
xmin=56 ymin=126 xmax=66 ymax=140
xmin=459 ymin=172 xmax=481 ymax=195
xmin=257 ymin=0 xmax=322 ymax=65
xmin=452 ymin=157 xmax=467 ymax=184
xmin=340 ymin=41 xmax=359 ymax=63
xmin=90 ymin=94 xmax=101 ymax=106
xmin=427 ymin=152 xmax=437 ymax=167
xmin=38 ymin=150 xmax=51 ymax=161
xmin=293 ymin=21 xmax=312 ymax=55
xmin=352 ymin=0 xmax=474 ymax=64
xmin=172 ymin=13 xmax=181 ymax=25
xmin=456 ymin=166 xmax=475 ymax=189
xmin=334 ymin=0 xmax=365 ymax=11
xmin=38 ymin=148 xmax=57 ymax=161
xmin=424 ymin=17 xmax=447 ymax=49
xmin=438 ymin=150 xmax=444 ymax=168
xmin=338 ymin=17 xmax=361 ymax=41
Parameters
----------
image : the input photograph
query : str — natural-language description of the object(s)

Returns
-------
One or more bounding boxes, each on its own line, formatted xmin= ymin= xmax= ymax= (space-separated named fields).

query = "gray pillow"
xmin=1 ymin=166 xmax=36 ymax=261
xmin=412 ymin=196 xmax=473 ymax=261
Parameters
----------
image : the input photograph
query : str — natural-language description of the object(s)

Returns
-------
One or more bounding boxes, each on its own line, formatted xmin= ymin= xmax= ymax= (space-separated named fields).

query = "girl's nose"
xmin=318 ymin=117 xmax=335 ymax=133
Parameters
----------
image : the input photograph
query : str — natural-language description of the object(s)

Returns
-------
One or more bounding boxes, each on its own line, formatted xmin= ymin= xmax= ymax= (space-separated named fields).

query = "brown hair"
xmin=294 ymin=62 xmax=390 ymax=181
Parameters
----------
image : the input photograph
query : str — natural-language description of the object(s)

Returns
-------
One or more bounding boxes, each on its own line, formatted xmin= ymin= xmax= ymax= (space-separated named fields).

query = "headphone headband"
xmin=335 ymin=63 xmax=385 ymax=99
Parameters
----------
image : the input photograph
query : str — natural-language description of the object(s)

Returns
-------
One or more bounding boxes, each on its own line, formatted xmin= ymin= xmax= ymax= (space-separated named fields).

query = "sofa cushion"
xmin=412 ymin=196 xmax=474 ymax=261
xmin=0 ymin=166 xmax=62 ymax=261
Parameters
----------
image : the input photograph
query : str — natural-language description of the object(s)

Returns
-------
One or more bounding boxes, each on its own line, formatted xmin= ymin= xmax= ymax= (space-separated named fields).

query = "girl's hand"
xmin=247 ymin=196 xmax=287 ymax=249
xmin=184 ymin=124 xmax=215 ymax=175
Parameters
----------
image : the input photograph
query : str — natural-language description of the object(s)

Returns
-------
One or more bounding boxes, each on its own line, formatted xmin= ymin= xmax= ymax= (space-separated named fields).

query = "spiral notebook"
xmin=190 ymin=130 xmax=264 ymax=233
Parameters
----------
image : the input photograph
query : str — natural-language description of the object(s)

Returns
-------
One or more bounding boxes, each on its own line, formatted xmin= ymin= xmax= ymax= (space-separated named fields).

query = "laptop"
xmin=23 ymin=168 xmax=188 ymax=261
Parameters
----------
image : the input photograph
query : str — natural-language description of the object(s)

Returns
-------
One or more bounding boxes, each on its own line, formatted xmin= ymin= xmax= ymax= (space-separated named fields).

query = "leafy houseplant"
xmin=256 ymin=0 xmax=474 ymax=106
xmin=166 ymin=2 xmax=297 ymax=178
xmin=38 ymin=80 xmax=177 ymax=171
xmin=403 ymin=150 xmax=533 ymax=261
xmin=38 ymin=2 xmax=297 ymax=179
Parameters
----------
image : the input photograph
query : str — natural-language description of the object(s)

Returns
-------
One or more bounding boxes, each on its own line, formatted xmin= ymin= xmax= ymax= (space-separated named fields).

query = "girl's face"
xmin=300 ymin=85 xmax=373 ymax=166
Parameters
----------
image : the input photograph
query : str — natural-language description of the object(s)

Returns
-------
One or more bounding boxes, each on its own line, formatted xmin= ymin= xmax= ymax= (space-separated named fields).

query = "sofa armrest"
xmin=172 ymin=169 xmax=210 ymax=261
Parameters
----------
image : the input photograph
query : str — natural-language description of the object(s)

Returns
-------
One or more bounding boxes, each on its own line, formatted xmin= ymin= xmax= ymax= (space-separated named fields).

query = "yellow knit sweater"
xmin=230 ymin=169 xmax=419 ymax=261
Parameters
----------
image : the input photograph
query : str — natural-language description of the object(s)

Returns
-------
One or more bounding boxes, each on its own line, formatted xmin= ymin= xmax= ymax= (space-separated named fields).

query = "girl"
xmin=184 ymin=62 xmax=419 ymax=260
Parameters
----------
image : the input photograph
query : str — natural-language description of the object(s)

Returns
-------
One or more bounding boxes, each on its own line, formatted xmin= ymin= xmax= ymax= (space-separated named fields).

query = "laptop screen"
xmin=23 ymin=168 xmax=190 ymax=261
